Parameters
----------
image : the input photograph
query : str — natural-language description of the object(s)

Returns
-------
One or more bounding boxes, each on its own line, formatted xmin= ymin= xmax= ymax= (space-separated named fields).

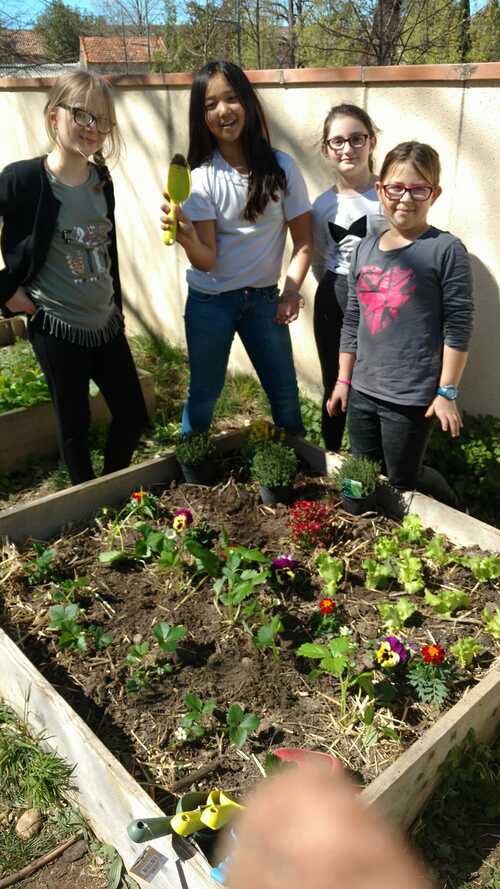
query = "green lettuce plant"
xmin=424 ymin=588 xmax=470 ymax=617
xmin=377 ymin=597 xmax=417 ymax=628
xmin=449 ymin=637 xmax=483 ymax=668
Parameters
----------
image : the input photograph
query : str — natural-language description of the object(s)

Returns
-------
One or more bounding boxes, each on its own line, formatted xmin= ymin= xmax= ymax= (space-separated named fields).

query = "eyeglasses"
xmin=382 ymin=183 xmax=434 ymax=201
xmin=325 ymin=134 xmax=369 ymax=151
xmin=58 ymin=103 xmax=115 ymax=135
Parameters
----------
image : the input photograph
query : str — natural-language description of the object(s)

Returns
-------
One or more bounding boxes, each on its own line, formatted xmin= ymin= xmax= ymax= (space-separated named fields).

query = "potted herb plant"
xmin=333 ymin=455 xmax=381 ymax=515
xmin=175 ymin=432 xmax=217 ymax=485
xmin=251 ymin=440 xmax=298 ymax=505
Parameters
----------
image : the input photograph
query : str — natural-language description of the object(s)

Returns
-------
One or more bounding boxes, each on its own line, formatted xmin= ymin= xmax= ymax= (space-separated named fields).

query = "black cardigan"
xmin=0 ymin=156 xmax=123 ymax=315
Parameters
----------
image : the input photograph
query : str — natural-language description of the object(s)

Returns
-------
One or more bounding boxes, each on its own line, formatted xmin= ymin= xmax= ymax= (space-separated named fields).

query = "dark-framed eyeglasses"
xmin=325 ymin=133 xmax=369 ymax=151
xmin=382 ymin=183 xmax=434 ymax=202
xmin=58 ymin=103 xmax=115 ymax=135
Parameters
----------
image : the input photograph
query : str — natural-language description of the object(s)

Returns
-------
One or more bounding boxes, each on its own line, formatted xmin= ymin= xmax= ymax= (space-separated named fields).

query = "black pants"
xmin=313 ymin=270 xmax=348 ymax=451
xmin=28 ymin=316 xmax=149 ymax=485
xmin=348 ymin=388 xmax=459 ymax=507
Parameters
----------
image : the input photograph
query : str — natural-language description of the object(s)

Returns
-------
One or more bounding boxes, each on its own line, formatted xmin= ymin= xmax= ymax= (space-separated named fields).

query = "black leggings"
xmin=28 ymin=316 xmax=149 ymax=485
xmin=313 ymin=270 xmax=348 ymax=451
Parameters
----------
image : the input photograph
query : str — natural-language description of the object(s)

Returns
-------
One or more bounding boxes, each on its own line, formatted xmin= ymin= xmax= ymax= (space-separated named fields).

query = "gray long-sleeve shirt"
xmin=340 ymin=227 xmax=474 ymax=406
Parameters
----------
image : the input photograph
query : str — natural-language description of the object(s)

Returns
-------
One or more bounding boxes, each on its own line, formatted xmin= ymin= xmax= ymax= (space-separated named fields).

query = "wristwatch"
xmin=436 ymin=385 xmax=459 ymax=400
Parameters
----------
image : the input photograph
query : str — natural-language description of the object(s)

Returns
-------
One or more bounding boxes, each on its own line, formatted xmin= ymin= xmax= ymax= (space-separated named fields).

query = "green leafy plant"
xmin=424 ymin=534 xmax=456 ymax=567
xmin=88 ymin=625 xmax=113 ymax=651
xmin=424 ymin=588 xmax=471 ymax=617
xmin=250 ymin=440 xmax=298 ymax=487
xmin=396 ymin=549 xmax=425 ymax=594
xmin=299 ymin=396 xmax=322 ymax=445
xmin=50 ymin=576 xmax=89 ymax=603
xmin=449 ymin=636 xmax=483 ymax=669
xmin=363 ymin=557 xmax=394 ymax=590
xmin=253 ymin=614 xmax=283 ymax=657
xmin=315 ymin=552 xmax=344 ymax=597
xmin=24 ymin=543 xmax=59 ymax=585
xmin=152 ymin=621 xmax=187 ymax=656
xmin=407 ymin=648 xmax=455 ymax=707
xmin=482 ymin=605 xmax=500 ymax=640
xmin=225 ymin=704 xmax=261 ymax=747
xmin=175 ymin=432 xmax=216 ymax=466
xmin=373 ymin=535 xmax=400 ymax=560
xmin=179 ymin=693 xmax=216 ymax=741
xmin=48 ymin=604 xmax=87 ymax=652
xmin=297 ymin=633 xmax=358 ymax=719
xmin=124 ymin=641 xmax=151 ymax=692
xmin=333 ymin=455 xmax=381 ymax=497
xmin=213 ymin=546 xmax=270 ymax=624
xmin=377 ymin=597 xmax=417 ymax=628
xmin=395 ymin=515 xmax=426 ymax=545
xmin=0 ymin=342 xmax=50 ymax=413
xmin=463 ymin=554 xmax=500 ymax=582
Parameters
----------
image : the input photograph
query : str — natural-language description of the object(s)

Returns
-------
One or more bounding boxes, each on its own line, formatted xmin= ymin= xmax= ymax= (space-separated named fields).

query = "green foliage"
xmin=297 ymin=635 xmax=356 ymax=678
xmin=424 ymin=588 xmax=471 ymax=617
xmin=213 ymin=546 xmax=270 ymax=624
xmin=35 ymin=0 xmax=98 ymax=63
xmin=449 ymin=636 xmax=483 ymax=669
xmin=463 ymin=554 xmax=500 ymax=582
xmin=482 ymin=605 xmax=500 ymax=640
xmin=426 ymin=411 xmax=500 ymax=527
xmin=333 ymin=455 xmax=381 ymax=496
xmin=24 ymin=544 xmax=58 ymax=585
xmin=250 ymin=440 xmax=298 ymax=487
xmin=363 ymin=558 xmax=394 ymax=590
xmin=395 ymin=515 xmax=425 ymax=545
xmin=48 ymin=604 xmax=87 ymax=652
xmin=424 ymin=534 xmax=456 ymax=566
xmin=88 ymin=625 xmax=113 ymax=651
xmin=175 ymin=432 xmax=216 ymax=466
xmin=299 ymin=395 xmax=322 ymax=445
xmin=315 ymin=553 xmax=344 ymax=597
xmin=180 ymin=693 xmax=216 ymax=741
xmin=0 ymin=704 xmax=75 ymax=808
xmin=50 ymin=576 xmax=89 ymax=603
xmin=396 ymin=549 xmax=425 ymax=594
xmin=253 ymin=614 xmax=283 ymax=656
xmin=407 ymin=659 xmax=455 ymax=707
xmin=373 ymin=536 xmax=400 ymax=560
xmin=0 ymin=356 xmax=49 ymax=412
xmin=377 ymin=597 xmax=417 ymax=628
xmin=152 ymin=621 xmax=187 ymax=653
xmin=225 ymin=704 xmax=260 ymax=748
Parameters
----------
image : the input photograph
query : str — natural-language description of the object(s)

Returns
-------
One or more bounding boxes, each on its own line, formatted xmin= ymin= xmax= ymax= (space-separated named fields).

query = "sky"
xmin=5 ymin=0 xmax=491 ymax=29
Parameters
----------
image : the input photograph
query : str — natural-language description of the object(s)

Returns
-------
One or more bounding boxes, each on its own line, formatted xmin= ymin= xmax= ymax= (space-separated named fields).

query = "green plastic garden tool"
xmin=127 ymin=789 xmax=244 ymax=843
xmin=163 ymin=154 xmax=191 ymax=246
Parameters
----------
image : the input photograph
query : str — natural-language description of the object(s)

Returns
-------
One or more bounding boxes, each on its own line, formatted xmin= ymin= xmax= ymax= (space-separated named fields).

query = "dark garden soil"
xmin=1 ymin=468 xmax=499 ymax=818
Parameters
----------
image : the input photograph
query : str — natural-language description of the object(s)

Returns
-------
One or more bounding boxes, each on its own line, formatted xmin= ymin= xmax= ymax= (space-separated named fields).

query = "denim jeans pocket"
xmin=187 ymin=287 xmax=214 ymax=304
xmin=262 ymin=285 xmax=280 ymax=304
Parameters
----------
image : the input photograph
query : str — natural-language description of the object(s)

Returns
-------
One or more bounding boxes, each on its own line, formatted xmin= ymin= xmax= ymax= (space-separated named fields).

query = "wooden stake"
xmin=0 ymin=832 xmax=81 ymax=889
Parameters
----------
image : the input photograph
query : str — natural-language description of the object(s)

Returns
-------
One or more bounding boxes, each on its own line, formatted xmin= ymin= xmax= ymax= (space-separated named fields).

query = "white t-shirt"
xmin=312 ymin=184 xmax=385 ymax=280
xmin=182 ymin=149 xmax=311 ymax=294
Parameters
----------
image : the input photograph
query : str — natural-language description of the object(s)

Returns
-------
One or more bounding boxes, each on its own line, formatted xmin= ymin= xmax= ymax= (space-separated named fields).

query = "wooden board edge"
xmin=0 ymin=627 xmax=217 ymax=889
xmin=360 ymin=659 xmax=500 ymax=828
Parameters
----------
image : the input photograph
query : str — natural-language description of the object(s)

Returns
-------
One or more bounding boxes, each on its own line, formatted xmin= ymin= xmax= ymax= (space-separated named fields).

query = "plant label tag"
xmin=130 ymin=846 xmax=168 ymax=882
xmin=343 ymin=478 xmax=363 ymax=498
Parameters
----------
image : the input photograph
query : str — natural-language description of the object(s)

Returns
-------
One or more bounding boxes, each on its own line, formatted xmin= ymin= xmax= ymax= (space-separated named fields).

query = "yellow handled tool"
xmin=163 ymin=153 xmax=191 ymax=246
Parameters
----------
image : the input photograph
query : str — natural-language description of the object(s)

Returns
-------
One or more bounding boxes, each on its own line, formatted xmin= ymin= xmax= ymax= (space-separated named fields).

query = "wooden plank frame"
xmin=1 ymin=430 xmax=499 ymax=886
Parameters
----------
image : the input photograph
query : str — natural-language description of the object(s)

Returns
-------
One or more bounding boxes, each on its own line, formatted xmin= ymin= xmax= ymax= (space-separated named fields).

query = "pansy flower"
xmin=272 ymin=555 xmax=298 ymax=584
xmin=319 ymin=597 xmax=335 ymax=615
xmin=375 ymin=636 xmax=409 ymax=669
xmin=421 ymin=643 xmax=446 ymax=665
xmin=172 ymin=508 xmax=193 ymax=532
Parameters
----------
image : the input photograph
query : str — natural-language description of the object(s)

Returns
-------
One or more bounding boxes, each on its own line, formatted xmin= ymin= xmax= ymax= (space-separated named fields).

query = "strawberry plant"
xmin=225 ymin=704 xmax=260 ymax=748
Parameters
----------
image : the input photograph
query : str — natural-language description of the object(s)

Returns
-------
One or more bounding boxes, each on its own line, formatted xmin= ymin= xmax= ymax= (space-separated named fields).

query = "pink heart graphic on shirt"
xmin=358 ymin=265 xmax=416 ymax=335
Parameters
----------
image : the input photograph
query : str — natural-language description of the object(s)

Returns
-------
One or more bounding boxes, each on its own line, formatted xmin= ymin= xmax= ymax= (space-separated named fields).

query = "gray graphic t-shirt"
xmin=29 ymin=165 xmax=121 ymax=345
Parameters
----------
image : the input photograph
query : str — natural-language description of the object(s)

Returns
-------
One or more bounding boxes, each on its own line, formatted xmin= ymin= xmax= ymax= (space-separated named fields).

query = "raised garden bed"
xmin=1 ymin=433 xmax=499 ymax=885
xmin=0 ymin=369 xmax=156 ymax=474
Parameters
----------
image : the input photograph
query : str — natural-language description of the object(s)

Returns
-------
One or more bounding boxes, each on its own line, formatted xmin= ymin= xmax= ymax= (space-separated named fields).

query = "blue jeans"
xmin=182 ymin=285 xmax=304 ymax=436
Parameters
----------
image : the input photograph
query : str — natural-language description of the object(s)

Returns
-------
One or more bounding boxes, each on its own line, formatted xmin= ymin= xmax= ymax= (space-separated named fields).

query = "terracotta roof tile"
xmin=0 ymin=29 xmax=48 ymax=63
xmin=79 ymin=35 xmax=166 ymax=64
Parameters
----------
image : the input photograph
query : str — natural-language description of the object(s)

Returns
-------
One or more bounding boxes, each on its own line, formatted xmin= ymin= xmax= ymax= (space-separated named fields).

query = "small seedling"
xmin=48 ymin=604 xmax=87 ymax=652
xmin=297 ymin=633 xmax=358 ymax=719
xmin=449 ymin=636 xmax=483 ymax=668
xmin=25 ymin=543 xmax=59 ymax=585
xmin=315 ymin=553 xmax=344 ymax=597
xmin=180 ymin=693 xmax=216 ymax=741
xmin=482 ymin=606 xmax=500 ymax=640
xmin=152 ymin=621 xmax=187 ymax=658
xmin=424 ymin=588 xmax=470 ymax=617
xmin=225 ymin=704 xmax=261 ymax=747
xmin=88 ymin=625 xmax=114 ymax=651
xmin=395 ymin=515 xmax=425 ymax=545
xmin=464 ymin=554 xmax=500 ymax=582
xmin=213 ymin=546 xmax=270 ymax=624
xmin=50 ymin=576 xmax=89 ymax=603
xmin=253 ymin=614 xmax=283 ymax=657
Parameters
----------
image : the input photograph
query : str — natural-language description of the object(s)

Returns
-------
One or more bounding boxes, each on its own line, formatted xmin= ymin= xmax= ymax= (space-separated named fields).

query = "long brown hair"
xmin=379 ymin=141 xmax=441 ymax=187
xmin=321 ymin=103 xmax=379 ymax=173
xmin=188 ymin=60 xmax=287 ymax=223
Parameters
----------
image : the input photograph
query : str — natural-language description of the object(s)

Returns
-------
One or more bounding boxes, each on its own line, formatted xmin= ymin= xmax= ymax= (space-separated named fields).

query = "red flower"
xmin=319 ymin=597 xmax=335 ymax=615
xmin=132 ymin=491 xmax=146 ymax=501
xmin=421 ymin=643 xmax=446 ymax=665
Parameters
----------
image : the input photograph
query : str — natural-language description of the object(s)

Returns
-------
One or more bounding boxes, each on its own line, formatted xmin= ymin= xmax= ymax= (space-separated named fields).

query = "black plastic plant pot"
xmin=180 ymin=459 xmax=217 ymax=486
xmin=341 ymin=491 xmax=377 ymax=515
xmin=259 ymin=484 xmax=293 ymax=506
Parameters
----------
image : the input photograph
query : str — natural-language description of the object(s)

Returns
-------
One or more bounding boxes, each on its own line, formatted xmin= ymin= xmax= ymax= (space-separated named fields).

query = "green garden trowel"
xmin=163 ymin=153 xmax=192 ymax=246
